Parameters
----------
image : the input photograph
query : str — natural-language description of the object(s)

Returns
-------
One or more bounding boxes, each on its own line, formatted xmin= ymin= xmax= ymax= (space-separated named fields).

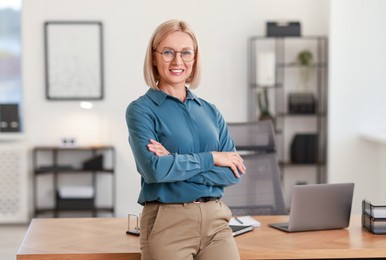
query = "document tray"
xmin=362 ymin=199 xmax=386 ymax=234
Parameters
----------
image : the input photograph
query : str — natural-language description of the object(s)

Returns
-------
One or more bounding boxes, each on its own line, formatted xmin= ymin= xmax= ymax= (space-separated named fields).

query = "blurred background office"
xmin=1 ymin=1 xmax=386 ymax=257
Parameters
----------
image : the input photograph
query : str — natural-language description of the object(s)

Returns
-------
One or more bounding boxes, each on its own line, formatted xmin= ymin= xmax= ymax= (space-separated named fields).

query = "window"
xmin=0 ymin=0 xmax=22 ymax=104
xmin=0 ymin=1 xmax=22 ymax=133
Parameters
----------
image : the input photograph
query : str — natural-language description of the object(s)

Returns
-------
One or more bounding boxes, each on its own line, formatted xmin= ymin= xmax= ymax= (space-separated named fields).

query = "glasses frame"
xmin=154 ymin=48 xmax=195 ymax=62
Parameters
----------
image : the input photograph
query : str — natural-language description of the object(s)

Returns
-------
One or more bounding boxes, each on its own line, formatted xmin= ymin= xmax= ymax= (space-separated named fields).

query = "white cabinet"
xmin=0 ymin=141 xmax=28 ymax=223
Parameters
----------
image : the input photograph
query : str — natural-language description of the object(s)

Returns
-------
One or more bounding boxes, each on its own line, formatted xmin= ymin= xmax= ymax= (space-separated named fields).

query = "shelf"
xmin=0 ymin=133 xmax=25 ymax=141
xmin=277 ymin=62 xmax=328 ymax=68
xmin=251 ymin=113 xmax=326 ymax=121
xmin=34 ymin=145 xmax=114 ymax=151
xmin=279 ymin=161 xmax=326 ymax=167
xmin=35 ymin=207 xmax=114 ymax=214
xmin=33 ymin=146 xmax=115 ymax=218
xmin=235 ymin=145 xmax=275 ymax=152
xmin=251 ymin=83 xmax=283 ymax=89
xmin=276 ymin=112 xmax=327 ymax=117
xmin=35 ymin=168 xmax=114 ymax=174
xmin=250 ymin=35 xmax=327 ymax=41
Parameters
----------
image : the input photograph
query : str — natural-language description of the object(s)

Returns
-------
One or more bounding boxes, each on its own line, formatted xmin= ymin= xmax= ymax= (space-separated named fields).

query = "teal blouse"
xmin=126 ymin=88 xmax=240 ymax=205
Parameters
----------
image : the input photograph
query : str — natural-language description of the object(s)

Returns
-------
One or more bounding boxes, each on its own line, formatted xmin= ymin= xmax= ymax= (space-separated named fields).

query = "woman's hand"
xmin=147 ymin=139 xmax=170 ymax=156
xmin=211 ymin=152 xmax=246 ymax=178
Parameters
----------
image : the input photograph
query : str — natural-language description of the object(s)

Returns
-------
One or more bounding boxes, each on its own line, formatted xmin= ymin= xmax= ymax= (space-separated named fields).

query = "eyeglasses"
xmin=154 ymin=49 xmax=195 ymax=62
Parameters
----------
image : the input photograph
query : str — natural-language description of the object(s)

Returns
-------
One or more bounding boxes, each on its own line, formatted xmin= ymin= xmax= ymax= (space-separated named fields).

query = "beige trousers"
xmin=139 ymin=200 xmax=240 ymax=260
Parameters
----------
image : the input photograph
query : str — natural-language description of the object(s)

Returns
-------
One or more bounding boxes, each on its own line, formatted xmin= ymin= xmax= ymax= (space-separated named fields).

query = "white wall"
xmin=22 ymin=0 xmax=329 ymax=217
xmin=329 ymin=0 xmax=386 ymax=213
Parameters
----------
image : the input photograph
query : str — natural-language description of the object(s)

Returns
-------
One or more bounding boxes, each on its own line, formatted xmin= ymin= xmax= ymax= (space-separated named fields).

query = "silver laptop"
xmin=269 ymin=183 xmax=354 ymax=232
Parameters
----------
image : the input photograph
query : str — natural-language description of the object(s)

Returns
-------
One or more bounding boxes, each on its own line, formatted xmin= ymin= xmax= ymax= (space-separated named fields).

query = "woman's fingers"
xmin=147 ymin=139 xmax=170 ymax=156
xmin=230 ymin=154 xmax=246 ymax=174
xmin=230 ymin=164 xmax=240 ymax=178
xmin=211 ymin=151 xmax=247 ymax=177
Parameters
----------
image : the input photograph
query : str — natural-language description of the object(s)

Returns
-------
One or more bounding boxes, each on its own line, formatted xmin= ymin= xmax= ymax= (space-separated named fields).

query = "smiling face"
xmin=154 ymin=31 xmax=195 ymax=91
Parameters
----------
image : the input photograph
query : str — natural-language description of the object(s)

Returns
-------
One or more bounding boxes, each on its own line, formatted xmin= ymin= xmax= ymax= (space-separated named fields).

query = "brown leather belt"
xmin=145 ymin=197 xmax=219 ymax=205
xmin=192 ymin=197 xmax=219 ymax=203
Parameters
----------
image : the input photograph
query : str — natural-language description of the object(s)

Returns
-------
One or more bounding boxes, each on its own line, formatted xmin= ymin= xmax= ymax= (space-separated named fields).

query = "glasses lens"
xmin=161 ymin=50 xmax=175 ymax=62
xmin=181 ymin=49 xmax=195 ymax=62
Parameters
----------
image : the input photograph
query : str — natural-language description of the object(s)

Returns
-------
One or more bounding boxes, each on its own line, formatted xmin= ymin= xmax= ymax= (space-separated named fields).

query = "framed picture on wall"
xmin=44 ymin=21 xmax=104 ymax=100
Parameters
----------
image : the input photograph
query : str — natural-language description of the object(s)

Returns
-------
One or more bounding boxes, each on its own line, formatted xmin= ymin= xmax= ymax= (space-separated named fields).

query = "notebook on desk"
xmin=229 ymin=216 xmax=260 ymax=236
xmin=269 ymin=183 xmax=354 ymax=232
xmin=230 ymin=225 xmax=254 ymax=236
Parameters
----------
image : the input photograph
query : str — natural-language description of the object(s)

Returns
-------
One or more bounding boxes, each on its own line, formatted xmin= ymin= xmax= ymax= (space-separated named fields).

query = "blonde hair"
xmin=143 ymin=20 xmax=201 ymax=89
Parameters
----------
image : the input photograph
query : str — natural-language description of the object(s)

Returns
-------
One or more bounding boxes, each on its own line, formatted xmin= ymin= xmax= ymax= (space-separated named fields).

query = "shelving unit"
xmin=33 ymin=146 xmax=115 ymax=217
xmin=248 ymin=36 xmax=328 ymax=202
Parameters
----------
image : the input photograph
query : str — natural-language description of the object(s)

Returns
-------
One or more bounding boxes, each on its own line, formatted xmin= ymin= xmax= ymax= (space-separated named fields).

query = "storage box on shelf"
xmin=33 ymin=146 xmax=115 ymax=217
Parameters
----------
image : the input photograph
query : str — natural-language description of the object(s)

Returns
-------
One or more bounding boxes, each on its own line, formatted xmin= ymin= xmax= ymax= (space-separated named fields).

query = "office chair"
xmin=223 ymin=121 xmax=287 ymax=215
xmin=226 ymin=121 xmax=275 ymax=154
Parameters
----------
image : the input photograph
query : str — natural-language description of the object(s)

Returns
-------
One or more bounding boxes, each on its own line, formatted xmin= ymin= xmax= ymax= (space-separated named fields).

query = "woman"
xmin=126 ymin=19 xmax=246 ymax=260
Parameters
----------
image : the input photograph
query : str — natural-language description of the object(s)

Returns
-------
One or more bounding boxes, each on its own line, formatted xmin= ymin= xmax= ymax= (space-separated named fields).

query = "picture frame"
xmin=44 ymin=21 xmax=104 ymax=100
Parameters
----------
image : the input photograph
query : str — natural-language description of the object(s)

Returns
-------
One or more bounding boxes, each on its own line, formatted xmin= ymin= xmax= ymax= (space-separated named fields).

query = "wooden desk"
xmin=17 ymin=215 xmax=386 ymax=259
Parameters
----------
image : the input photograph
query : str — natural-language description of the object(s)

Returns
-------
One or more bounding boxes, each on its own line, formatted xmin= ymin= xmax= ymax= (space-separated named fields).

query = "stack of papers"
xmin=229 ymin=216 xmax=261 ymax=237
xmin=58 ymin=186 xmax=94 ymax=199
xmin=230 ymin=216 xmax=261 ymax=227
xmin=367 ymin=208 xmax=386 ymax=218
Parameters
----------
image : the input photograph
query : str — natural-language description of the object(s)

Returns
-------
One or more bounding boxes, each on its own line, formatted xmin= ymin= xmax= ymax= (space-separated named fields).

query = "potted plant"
xmin=297 ymin=50 xmax=313 ymax=66
xmin=297 ymin=50 xmax=314 ymax=92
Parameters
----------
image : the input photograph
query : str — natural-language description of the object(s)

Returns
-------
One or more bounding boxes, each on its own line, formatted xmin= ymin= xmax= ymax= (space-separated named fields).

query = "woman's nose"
xmin=171 ymin=53 xmax=183 ymax=64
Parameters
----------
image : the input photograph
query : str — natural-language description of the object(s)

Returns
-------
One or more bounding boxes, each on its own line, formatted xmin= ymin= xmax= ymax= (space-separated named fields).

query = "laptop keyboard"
xmin=277 ymin=224 xmax=289 ymax=229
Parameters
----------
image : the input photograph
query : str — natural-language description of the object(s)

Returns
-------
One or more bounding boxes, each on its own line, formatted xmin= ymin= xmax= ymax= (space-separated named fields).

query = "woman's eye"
xmin=163 ymin=50 xmax=174 ymax=56
xmin=182 ymin=50 xmax=193 ymax=56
